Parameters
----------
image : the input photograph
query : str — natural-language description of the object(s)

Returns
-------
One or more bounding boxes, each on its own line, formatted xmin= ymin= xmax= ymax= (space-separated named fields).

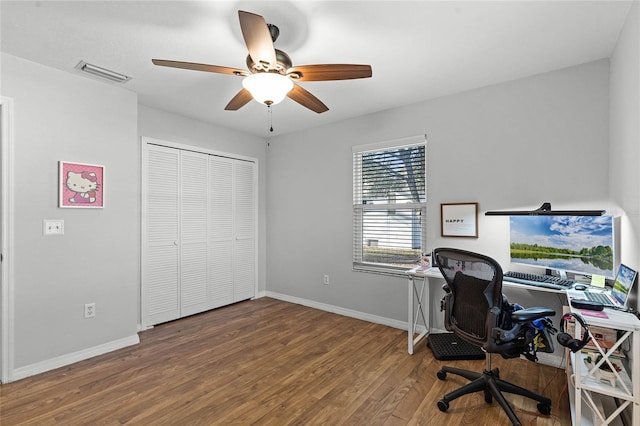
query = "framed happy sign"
xmin=59 ymin=161 xmax=105 ymax=208
xmin=441 ymin=202 xmax=478 ymax=238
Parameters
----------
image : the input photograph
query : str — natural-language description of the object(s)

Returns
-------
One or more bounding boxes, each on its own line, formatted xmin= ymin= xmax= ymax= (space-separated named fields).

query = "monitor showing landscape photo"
xmin=509 ymin=215 xmax=616 ymax=278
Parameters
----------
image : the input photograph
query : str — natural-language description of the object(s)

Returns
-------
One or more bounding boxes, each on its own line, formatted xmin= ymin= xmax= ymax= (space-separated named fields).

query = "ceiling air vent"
xmin=75 ymin=61 xmax=131 ymax=84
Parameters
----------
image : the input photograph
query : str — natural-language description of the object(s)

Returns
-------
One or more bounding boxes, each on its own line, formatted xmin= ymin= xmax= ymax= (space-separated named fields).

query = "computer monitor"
xmin=509 ymin=215 xmax=618 ymax=279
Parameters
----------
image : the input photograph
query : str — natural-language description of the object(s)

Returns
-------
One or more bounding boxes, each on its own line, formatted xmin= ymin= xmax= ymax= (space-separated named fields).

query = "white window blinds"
xmin=353 ymin=136 xmax=427 ymax=273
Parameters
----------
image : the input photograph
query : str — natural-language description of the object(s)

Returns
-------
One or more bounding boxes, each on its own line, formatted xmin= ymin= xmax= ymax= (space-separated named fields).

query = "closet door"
xmin=143 ymin=145 xmax=180 ymax=325
xmin=209 ymin=156 xmax=234 ymax=308
xmin=233 ymin=160 xmax=256 ymax=301
xmin=179 ymin=151 xmax=210 ymax=317
xmin=144 ymin=141 xmax=257 ymax=327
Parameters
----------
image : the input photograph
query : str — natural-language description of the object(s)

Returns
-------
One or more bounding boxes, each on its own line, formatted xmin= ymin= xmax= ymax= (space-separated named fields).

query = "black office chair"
xmin=432 ymin=248 xmax=555 ymax=426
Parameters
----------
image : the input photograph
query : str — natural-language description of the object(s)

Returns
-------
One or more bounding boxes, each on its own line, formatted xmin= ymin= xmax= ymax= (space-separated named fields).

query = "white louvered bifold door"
xmin=209 ymin=156 xmax=234 ymax=308
xmin=143 ymin=145 xmax=180 ymax=326
xmin=233 ymin=160 xmax=256 ymax=302
xmin=179 ymin=151 xmax=210 ymax=317
xmin=144 ymin=141 xmax=257 ymax=327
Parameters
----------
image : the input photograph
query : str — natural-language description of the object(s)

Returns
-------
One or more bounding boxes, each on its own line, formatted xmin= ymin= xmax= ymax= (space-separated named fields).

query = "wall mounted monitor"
xmin=509 ymin=215 xmax=618 ymax=279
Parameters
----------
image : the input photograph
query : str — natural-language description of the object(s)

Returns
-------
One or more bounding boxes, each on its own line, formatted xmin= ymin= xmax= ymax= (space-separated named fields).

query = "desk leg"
xmin=634 ymin=327 xmax=639 ymax=423
xmin=575 ymin=377 xmax=581 ymax=426
xmin=408 ymin=276 xmax=415 ymax=354
xmin=408 ymin=275 xmax=429 ymax=355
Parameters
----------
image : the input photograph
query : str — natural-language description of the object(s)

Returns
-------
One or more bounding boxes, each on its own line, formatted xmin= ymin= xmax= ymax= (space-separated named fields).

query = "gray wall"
xmin=610 ymin=1 xmax=640 ymax=267
xmin=1 ymin=54 xmax=267 ymax=380
xmin=2 ymin=53 xmax=139 ymax=373
xmin=266 ymin=60 xmax=613 ymax=326
xmin=608 ymin=3 xmax=639 ymax=375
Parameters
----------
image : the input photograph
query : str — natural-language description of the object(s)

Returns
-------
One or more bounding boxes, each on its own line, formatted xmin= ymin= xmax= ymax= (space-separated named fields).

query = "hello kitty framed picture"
xmin=59 ymin=161 xmax=105 ymax=208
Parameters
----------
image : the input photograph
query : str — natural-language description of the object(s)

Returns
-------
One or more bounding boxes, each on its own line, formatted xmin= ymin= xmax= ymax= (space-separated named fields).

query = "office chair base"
xmin=436 ymin=366 xmax=551 ymax=426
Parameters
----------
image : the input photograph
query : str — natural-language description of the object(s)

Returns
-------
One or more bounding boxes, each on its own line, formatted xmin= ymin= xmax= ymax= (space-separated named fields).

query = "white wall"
xmin=266 ymin=60 xmax=611 ymax=326
xmin=2 ymin=53 xmax=139 ymax=380
xmin=610 ymin=1 xmax=640 ymax=267
xmin=137 ymin=105 xmax=268 ymax=300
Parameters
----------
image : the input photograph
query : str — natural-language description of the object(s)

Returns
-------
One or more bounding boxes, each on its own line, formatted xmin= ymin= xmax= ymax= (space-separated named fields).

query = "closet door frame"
xmin=140 ymin=137 xmax=258 ymax=328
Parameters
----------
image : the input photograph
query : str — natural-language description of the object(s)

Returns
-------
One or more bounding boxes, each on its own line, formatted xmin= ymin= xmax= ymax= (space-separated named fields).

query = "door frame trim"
xmin=1 ymin=96 xmax=15 ymax=383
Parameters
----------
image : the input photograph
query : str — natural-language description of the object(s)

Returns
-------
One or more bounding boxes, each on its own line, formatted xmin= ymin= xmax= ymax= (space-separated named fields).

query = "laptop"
xmin=584 ymin=264 xmax=638 ymax=309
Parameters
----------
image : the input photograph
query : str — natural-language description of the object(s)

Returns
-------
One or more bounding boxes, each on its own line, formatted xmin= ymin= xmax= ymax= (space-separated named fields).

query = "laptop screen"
xmin=611 ymin=264 xmax=638 ymax=306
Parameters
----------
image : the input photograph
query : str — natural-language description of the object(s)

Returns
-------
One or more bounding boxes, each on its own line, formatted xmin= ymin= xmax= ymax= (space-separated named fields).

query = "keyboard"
xmin=584 ymin=292 xmax=611 ymax=305
xmin=503 ymin=271 xmax=576 ymax=290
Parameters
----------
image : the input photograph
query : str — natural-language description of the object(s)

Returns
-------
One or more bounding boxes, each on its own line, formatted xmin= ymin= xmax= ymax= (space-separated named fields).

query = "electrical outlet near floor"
xmin=84 ymin=303 xmax=96 ymax=318
xmin=323 ymin=275 xmax=330 ymax=285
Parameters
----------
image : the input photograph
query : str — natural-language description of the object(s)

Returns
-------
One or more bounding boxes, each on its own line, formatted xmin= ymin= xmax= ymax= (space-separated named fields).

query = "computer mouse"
xmin=574 ymin=284 xmax=588 ymax=291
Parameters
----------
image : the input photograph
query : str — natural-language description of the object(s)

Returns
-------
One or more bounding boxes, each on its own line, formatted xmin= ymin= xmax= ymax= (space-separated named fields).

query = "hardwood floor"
xmin=1 ymin=297 xmax=570 ymax=425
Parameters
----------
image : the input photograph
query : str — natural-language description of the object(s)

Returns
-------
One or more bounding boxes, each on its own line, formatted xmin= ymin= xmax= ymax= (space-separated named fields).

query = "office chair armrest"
xmin=510 ymin=307 xmax=555 ymax=323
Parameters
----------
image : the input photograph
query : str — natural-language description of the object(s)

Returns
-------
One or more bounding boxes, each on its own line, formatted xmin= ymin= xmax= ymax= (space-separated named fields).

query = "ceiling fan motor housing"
xmin=267 ymin=24 xmax=280 ymax=43
xmin=246 ymin=49 xmax=292 ymax=75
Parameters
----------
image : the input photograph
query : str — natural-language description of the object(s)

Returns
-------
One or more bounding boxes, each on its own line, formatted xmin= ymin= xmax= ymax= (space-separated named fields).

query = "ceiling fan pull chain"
xmin=268 ymin=104 xmax=274 ymax=132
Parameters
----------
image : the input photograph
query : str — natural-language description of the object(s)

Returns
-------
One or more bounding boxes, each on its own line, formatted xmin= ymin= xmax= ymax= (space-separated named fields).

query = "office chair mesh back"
xmin=436 ymin=249 xmax=504 ymax=350
xmin=450 ymin=272 xmax=492 ymax=340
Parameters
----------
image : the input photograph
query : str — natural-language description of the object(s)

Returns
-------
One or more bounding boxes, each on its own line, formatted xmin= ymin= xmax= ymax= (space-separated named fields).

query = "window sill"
xmin=352 ymin=264 xmax=412 ymax=277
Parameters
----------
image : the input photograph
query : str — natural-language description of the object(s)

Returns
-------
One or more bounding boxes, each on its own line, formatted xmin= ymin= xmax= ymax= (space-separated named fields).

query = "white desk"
xmin=405 ymin=267 xmax=566 ymax=356
xmin=405 ymin=267 xmax=444 ymax=354
xmin=404 ymin=269 xmax=637 ymax=423
xmin=565 ymin=290 xmax=640 ymax=425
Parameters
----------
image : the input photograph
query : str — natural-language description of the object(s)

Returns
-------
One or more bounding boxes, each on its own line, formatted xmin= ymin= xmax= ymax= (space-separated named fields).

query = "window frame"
xmin=352 ymin=135 xmax=427 ymax=275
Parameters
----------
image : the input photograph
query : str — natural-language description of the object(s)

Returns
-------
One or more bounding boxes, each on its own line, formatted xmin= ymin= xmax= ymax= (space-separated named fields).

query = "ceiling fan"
xmin=152 ymin=10 xmax=372 ymax=114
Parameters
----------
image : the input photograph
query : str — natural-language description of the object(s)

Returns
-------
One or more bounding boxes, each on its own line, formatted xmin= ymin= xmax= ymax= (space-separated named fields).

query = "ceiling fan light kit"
xmin=242 ymin=73 xmax=293 ymax=106
xmin=152 ymin=10 xmax=372 ymax=114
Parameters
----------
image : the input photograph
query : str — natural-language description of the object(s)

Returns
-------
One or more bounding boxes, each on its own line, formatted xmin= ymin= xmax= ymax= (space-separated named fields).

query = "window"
xmin=353 ymin=135 xmax=427 ymax=274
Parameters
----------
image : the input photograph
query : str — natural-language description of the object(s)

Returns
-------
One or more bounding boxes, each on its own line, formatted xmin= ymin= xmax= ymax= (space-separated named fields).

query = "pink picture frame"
xmin=59 ymin=161 xmax=105 ymax=208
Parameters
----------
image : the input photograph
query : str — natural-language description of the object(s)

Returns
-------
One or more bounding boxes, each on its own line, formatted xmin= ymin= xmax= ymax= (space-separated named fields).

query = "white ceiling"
xmin=0 ymin=1 xmax=633 ymax=137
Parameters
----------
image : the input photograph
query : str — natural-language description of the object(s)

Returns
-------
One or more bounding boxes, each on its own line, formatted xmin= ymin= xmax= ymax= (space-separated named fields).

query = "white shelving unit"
xmin=565 ymin=295 xmax=640 ymax=425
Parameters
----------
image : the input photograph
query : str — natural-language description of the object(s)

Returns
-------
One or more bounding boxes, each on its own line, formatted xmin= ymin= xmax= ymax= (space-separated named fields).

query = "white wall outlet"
xmin=84 ymin=303 xmax=96 ymax=318
xmin=43 ymin=219 xmax=64 ymax=236
xmin=323 ymin=275 xmax=330 ymax=285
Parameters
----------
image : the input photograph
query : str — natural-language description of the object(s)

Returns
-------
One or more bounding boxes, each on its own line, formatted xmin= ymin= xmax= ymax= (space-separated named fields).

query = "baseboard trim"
xmin=534 ymin=351 xmax=565 ymax=369
xmin=10 ymin=334 xmax=140 ymax=382
xmin=264 ymin=291 xmax=426 ymax=333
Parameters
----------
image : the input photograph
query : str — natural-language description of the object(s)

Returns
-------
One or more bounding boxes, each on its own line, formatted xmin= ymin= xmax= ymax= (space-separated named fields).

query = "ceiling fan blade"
xmin=238 ymin=10 xmax=277 ymax=69
xmin=224 ymin=88 xmax=254 ymax=111
xmin=287 ymin=84 xmax=329 ymax=113
xmin=152 ymin=59 xmax=248 ymax=76
xmin=287 ymin=64 xmax=372 ymax=81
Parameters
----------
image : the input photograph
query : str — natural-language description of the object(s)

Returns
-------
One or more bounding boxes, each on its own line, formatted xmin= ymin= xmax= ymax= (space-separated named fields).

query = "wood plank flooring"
xmin=1 ymin=297 xmax=570 ymax=425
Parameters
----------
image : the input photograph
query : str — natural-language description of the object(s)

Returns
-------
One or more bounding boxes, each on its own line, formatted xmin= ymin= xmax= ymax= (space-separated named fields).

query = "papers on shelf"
xmin=579 ymin=309 xmax=609 ymax=319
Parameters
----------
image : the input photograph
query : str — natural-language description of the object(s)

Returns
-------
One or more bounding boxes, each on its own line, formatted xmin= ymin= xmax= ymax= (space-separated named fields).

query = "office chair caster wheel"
xmin=437 ymin=399 xmax=449 ymax=412
xmin=537 ymin=403 xmax=551 ymax=415
xmin=436 ymin=370 xmax=447 ymax=380
xmin=484 ymin=391 xmax=492 ymax=404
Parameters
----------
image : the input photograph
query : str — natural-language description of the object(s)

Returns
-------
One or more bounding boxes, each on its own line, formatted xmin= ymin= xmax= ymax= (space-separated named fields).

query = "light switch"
xmin=43 ymin=220 xmax=64 ymax=235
